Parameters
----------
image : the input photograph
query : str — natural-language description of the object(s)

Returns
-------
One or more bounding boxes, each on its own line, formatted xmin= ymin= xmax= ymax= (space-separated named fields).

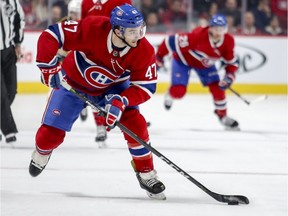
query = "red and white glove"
xmin=105 ymin=94 xmax=128 ymax=128
xmin=38 ymin=61 xmax=64 ymax=88
xmin=219 ymin=73 xmax=235 ymax=90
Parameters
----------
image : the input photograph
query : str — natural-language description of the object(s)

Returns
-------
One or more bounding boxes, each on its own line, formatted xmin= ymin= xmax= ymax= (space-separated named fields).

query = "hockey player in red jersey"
xmin=80 ymin=0 xmax=133 ymax=148
xmin=29 ymin=4 xmax=166 ymax=200
xmin=68 ymin=0 xmax=82 ymax=21
xmin=81 ymin=0 xmax=132 ymax=19
xmin=156 ymin=14 xmax=240 ymax=130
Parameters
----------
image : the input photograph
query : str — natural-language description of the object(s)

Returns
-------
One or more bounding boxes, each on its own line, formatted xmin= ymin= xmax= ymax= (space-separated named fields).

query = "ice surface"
xmin=1 ymin=93 xmax=287 ymax=216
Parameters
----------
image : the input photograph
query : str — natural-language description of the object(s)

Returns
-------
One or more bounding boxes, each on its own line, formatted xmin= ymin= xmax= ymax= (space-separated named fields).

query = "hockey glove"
xmin=219 ymin=73 xmax=235 ymax=90
xmin=105 ymin=94 xmax=128 ymax=128
xmin=38 ymin=61 xmax=64 ymax=88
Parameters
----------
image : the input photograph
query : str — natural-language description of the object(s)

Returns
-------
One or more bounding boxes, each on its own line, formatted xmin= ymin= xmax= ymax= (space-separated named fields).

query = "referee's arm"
xmin=13 ymin=0 xmax=25 ymax=46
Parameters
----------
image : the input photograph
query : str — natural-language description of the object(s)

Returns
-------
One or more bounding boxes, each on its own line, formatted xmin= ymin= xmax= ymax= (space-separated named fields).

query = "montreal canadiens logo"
xmin=116 ymin=10 xmax=123 ymax=16
xmin=84 ymin=65 xmax=118 ymax=88
xmin=52 ymin=109 xmax=61 ymax=116
xmin=201 ymin=58 xmax=215 ymax=67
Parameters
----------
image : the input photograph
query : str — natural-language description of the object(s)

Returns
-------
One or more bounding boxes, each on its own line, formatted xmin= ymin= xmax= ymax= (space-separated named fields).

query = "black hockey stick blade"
xmin=219 ymin=194 xmax=249 ymax=205
xmin=61 ymin=81 xmax=249 ymax=205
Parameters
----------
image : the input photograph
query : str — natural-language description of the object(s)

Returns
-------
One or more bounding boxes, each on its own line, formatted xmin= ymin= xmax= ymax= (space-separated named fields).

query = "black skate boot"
xmin=5 ymin=133 xmax=17 ymax=143
xmin=215 ymin=111 xmax=240 ymax=130
xmin=136 ymin=170 xmax=166 ymax=200
xmin=29 ymin=150 xmax=52 ymax=177
xmin=164 ymin=92 xmax=173 ymax=110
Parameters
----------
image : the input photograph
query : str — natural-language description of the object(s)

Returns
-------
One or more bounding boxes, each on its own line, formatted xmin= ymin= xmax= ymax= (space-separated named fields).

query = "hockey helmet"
xmin=110 ymin=4 xmax=146 ymax=39
xmin=68 ymin=0 xmax=82 ymax=14
xmin=209 ymin=14 xmax=227 ymax=27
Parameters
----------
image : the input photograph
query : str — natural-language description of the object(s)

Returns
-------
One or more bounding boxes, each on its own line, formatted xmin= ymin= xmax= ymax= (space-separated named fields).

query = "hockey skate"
xmin=79 ymin=107 xmax=88 ymax=121
xmin=136 ymin=170 xmax=166 ymax=200
xmin=29 ymin=150 xmax=52 ymax=177
xmin=164 ymin=93 xmax=173 ymax=110
xmin=95 ymin=125 xmax=107 ymax=148
xmin=215 ymin=111 xmax=240 ymax=131
xmin=5 ymin=133 xmax=17 ymax=143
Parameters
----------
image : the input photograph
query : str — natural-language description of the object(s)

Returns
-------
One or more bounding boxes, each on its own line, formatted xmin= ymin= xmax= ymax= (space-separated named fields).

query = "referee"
xmin=0 ymin=0 xmax=25 ymax=143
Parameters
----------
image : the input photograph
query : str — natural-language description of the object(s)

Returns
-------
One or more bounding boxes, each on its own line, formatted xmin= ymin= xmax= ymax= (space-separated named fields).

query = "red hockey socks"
xmin=120 ymin=108 xmax=154 ymax=172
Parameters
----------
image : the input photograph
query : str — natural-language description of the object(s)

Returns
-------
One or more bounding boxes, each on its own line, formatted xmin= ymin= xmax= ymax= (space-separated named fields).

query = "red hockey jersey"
xmin=156 ymin=26 xmax=238 ymax=73
xmin=81 ymin=0 xmax=132 ymax=19
xmin=36 ymin=16 xmax=157 ymax=106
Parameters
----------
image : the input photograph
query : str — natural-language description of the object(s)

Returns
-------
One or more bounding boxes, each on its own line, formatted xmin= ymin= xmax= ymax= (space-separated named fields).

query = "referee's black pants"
xmin=1 ymin=45 xmax=18 ymax=136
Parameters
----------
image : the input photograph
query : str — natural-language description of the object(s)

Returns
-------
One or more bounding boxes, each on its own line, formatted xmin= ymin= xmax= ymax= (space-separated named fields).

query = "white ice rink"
xmin=1 ymin=93 xmax=287 ymax=216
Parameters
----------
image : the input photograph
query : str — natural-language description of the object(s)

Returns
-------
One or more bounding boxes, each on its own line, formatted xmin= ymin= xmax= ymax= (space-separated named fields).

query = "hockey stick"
xmin=61 ymin=81 xmax=249 ymax=205
xmin=229 ymin=87 xmax=268 ymax=105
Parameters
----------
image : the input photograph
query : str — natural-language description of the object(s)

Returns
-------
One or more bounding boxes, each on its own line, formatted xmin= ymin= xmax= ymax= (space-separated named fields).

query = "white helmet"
xmin=68 ymin=0 xmax=82 ymax=14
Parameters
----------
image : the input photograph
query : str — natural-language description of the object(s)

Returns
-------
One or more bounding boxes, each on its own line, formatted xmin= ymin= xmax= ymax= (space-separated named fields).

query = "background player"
xmin=68 ymin=0 xmax=82 ymax=20
xmin=29 ymin=4 xmax=166 ymax=200
xmin=156 ymin=14 xmax=240 ymax=130
xmin=79 ymin=0 xmax=133 ymax=148
xmin=56 ymin=0 xmax=82 ymax=61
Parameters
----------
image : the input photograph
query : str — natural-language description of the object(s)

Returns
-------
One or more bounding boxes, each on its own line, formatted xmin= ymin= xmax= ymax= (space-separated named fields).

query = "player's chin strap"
xmin=60 ymin=80 xmax=249 ymax=205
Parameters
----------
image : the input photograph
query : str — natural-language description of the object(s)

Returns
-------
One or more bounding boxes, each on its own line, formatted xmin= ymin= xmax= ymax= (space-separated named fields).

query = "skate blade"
xmin=146 ymin=191 xmax=166 ymax=200
xmin=97 ymin=141 xmax=108 ymax=149
xmin=225 ymin=126 xmax=240 ymax=131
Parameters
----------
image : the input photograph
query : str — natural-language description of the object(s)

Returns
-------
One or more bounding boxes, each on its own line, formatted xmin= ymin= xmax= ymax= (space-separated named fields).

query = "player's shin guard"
xmin=209 ymin=83 xmax=240 ymax=130
xmin=164 ymin=85 xmax=187 ymax=110
xmin=29 ymin=124 xmax=65 ymax=177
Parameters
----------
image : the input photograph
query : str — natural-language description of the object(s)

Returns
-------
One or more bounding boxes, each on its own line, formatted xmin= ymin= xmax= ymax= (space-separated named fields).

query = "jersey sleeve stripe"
xmin=131 ymin=83 xmax=156 ymax=96
xmin=58 ymin=23 xmax=65 ymax=47
xmin=167 ymin=35 xmax=176 ymax=52
xmin=46 ymin=23 xmax=64 ymax=48
xmin=36 ymin=56 xmax=58 ymax=67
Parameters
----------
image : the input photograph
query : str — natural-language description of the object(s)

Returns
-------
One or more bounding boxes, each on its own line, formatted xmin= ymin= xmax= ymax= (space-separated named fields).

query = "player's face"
xmin=69 ymin=12 xmax=81 ymax=21
xmin=209 ymin=26 xmax=227 ymax=41
xmin=123 ymin=23 xmax=146 ymax=47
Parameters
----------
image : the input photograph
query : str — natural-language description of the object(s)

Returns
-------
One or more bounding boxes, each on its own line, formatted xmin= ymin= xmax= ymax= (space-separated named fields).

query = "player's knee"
xmin=120 ymin=109 xmax=149 ymax=143
xmin=169 ymin=85 xmax=187 ymax=99
xmin=36 ymin=124 xmax=66 ymax=150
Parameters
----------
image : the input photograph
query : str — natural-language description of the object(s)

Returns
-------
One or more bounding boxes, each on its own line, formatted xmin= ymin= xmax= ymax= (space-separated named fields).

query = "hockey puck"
xmin=228 ymin=201 xmax=239 ymax=205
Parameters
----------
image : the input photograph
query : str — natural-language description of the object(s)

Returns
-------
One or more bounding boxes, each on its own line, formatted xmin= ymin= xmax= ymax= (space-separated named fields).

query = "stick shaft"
xmin=229 ymin=87 xmax=251 ymax=105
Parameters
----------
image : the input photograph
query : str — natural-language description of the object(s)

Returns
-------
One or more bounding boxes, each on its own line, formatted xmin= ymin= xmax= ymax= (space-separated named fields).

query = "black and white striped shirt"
xmin=0 ymin=0 xmax=25 ymax=50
